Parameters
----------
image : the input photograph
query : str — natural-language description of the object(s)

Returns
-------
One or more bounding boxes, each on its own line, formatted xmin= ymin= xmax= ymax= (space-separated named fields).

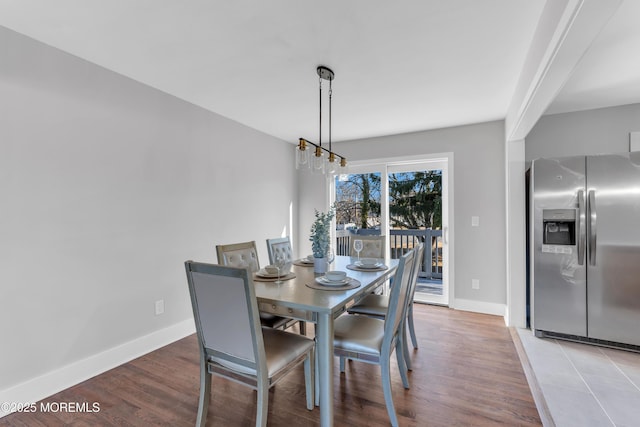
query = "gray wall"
xmin=1 ymin=21 xmax=515 ymax=405
xmin=298 ymin=121 xmax=507 ymax=308
xmin=0 ymin=27 xmax=297 ymax=394
xmin=526 ymin=103 xmax=640 ymax=161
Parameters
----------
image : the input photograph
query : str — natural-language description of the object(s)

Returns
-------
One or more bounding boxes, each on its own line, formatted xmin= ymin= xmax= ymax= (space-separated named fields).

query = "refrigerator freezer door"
xmin=586 ymin=153 xmax=640 ymax=346
xmin=532 ymin=156 xmax=587 ymax=336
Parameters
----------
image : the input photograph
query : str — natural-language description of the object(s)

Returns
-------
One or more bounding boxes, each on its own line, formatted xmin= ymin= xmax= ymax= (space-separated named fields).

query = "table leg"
xmin=317 ymin=312 xmax=334 ymax=427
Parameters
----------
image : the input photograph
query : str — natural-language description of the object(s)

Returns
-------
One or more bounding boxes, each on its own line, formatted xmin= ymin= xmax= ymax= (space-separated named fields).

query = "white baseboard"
xmin=453 ymin=298 xmax=506 ymax=318
xmin=0 ymin=319 xmax=195 ymax=418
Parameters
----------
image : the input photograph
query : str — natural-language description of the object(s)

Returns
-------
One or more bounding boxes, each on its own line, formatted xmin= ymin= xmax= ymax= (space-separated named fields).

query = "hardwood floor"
xmin=1 ymin=305 xmax=541 ymax=426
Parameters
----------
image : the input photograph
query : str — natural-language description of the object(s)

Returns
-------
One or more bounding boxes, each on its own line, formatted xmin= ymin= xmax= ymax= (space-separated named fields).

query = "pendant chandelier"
xmin=296 ymin=66 xmax=347 ymax=175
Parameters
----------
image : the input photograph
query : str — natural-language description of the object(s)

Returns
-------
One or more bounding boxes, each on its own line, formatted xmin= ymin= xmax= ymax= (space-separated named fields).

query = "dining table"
xmin=253 ymin=255 xmax=399 ymax=427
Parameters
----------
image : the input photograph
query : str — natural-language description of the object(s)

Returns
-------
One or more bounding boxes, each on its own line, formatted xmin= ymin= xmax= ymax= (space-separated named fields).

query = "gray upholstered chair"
xmin=216 ymin=241 xmax=292 ymax=330
xmin=352 ymin=234 xmax=388 ymax=296
xmin=405 ymin=243 xmax=425 ymax=356
xmin=333 ymin=248 xmax=416 ymax=427
xmin=216 ymin=241 xmax=261 ymax=272
xmin=185 ymin=261 xmax=315 ymax=427
xmin=347 ymin=243 xmax=424 ymax=371
xmin=266 ymin=236 xmax=294 ymax=272
xmin=350 ymin=234 xmax=386 ymax=258
xmin=266 ymin=236 xmax=306 ymax=335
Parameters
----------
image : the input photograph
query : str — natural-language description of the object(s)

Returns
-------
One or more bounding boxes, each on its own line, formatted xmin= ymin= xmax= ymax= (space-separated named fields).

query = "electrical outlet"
xmin=155 ymin=299 xmax=165 ymax=315
xmin=471 ymin=216 xmax=480 ymax=227
xmin=472 ymin=279 xmax=480 ymax=290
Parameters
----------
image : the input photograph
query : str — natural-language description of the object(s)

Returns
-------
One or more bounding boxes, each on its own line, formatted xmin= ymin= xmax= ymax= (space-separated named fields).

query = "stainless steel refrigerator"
xmin=531 ymin=153 xmax=640 ymax=348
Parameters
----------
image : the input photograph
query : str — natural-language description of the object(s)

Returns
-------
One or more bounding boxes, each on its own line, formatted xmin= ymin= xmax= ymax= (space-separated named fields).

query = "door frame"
xmin=330 ymin=152 xmax=454 ymax=307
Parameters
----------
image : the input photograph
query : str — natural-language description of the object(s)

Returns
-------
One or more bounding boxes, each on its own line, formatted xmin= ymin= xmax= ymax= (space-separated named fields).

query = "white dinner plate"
xmin=355 ymin=261 xmax=383 ymax=269
xmin=298 ymin=258 xmax=314 ymax=264
xmin=315 ymin=276 xmax=350 ymax=287
xmin=256 ymin=270 xmax=281 ymax=278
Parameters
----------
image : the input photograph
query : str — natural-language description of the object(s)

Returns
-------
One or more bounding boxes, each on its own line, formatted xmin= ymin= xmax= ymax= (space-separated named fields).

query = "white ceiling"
xmin=0 ymin=1 xmax=638 ymax=143
xmin=545 ymin=0 xmax=640 ymax=115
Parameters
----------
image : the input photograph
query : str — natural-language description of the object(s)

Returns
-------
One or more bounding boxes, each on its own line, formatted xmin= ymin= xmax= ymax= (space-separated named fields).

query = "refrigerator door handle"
xmin=588 ymin=189 xmax=597 ymax=265
xmin=577 ymin=189 xmax=586 ymax=265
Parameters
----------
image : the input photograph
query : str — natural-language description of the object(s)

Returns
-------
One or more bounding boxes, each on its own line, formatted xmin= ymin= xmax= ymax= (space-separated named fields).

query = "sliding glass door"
xmin=332 ymin=156 xmax=450 ymax=306
xmin=387 ymin=161 xmax=448 ymax=305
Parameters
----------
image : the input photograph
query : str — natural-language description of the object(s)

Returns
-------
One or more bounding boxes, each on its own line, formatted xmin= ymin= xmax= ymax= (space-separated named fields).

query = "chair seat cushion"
xmin=334 ymin=314 xmax=385 ymax=356
xmin=211 ymin=328 xmax=313 ymax=377
xmin=348 ymin=294 xmax=389 ymax=318
xmin=263 ymin=328 xmax=314 ymax=377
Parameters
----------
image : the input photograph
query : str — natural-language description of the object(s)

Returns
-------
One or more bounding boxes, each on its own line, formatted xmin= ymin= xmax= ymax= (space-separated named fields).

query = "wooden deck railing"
xmin=336 ymin=228 xmax=443 ymax=279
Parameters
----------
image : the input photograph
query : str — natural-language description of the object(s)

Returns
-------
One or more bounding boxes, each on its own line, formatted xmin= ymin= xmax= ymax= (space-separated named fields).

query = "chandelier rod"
xmin=329 ymin=74 xmax=332 ymax=154
xmin=298 ymin=138 xmax=344 ymax=160
xmin=319 ymin=72 xmax=322 ymax=149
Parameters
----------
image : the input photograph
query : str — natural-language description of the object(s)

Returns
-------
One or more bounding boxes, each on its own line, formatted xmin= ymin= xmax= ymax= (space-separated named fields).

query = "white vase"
xmin=314 ymin=257 xmax=327 ymax=274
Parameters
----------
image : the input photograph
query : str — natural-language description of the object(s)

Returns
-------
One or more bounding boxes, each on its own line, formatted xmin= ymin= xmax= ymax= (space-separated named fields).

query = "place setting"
xmin=306 ymin=270 xmax=361 ymax=291
xmin=293 ymin=254 xmax=315 ymax=267
xmin=253 ymin=264 xmax=295 ymax=283
xmin=347 ymin=257 xmax=389 ymax=272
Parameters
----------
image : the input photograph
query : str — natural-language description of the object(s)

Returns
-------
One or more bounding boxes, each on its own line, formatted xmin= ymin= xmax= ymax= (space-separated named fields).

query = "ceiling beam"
xmin=505 ymin=0 xmax=622 ymax=141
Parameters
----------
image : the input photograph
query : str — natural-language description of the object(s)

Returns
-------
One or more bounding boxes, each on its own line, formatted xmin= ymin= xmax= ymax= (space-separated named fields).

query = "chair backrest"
xmin=266 ymin=237 xmax=293 ymax=272
xmin=383 ymin=249 xmax=416 ymax=346
xmin=184 ymin=261 xmax=266 ymax=374
xmin=350 ymin=234 xmax=386 ymax=258
xmin=216 ymin=241 xmax=260 ymax=273
xmin=406 ymin=243 xmax=424 ymax=305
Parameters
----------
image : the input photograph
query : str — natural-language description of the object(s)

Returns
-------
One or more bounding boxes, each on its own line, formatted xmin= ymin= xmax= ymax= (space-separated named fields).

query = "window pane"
xmin=388 ymin=170 xmax=442 ymax=230
xmin=335 ymin=172 xmax=382 ymax=231
xmin=388 ymin=169 xmax=443 ymax=295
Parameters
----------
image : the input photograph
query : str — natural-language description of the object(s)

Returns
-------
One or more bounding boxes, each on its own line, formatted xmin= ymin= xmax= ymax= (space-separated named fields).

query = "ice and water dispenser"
xmin=542 ymin=209 xmax=576 ymax=253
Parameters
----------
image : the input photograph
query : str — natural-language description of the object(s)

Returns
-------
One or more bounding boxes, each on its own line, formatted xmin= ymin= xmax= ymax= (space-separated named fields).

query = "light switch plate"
xmin=630 ymin=132 xmax=640 ymax=152
xmin=155 ymin=299 xmax=165 ymax=315
xmin=471 ymin=216 xmax=480 ymax=227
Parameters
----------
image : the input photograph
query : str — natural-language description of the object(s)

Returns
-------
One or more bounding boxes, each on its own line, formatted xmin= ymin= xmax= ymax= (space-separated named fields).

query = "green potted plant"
xmin=309 ymin=206 xmax=335 ymax=273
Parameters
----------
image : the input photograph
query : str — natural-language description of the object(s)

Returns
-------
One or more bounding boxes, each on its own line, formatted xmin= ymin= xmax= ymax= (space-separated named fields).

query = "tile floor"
xmin=516 ymin=329 xmax=640 ymax=427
